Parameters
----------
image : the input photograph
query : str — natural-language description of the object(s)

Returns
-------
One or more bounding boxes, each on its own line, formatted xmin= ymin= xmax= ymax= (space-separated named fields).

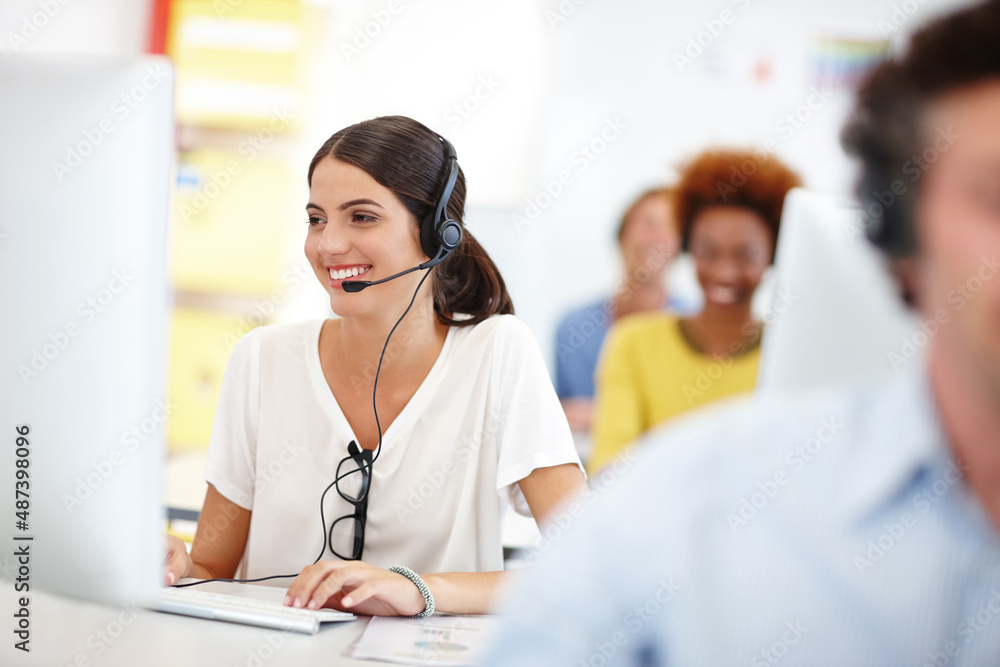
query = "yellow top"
xmin=589 ymin=312 xmax=760 ymax=474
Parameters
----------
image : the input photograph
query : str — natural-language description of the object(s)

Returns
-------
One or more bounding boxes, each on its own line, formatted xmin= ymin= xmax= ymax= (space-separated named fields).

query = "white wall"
xmin=0 ymin=0 xmax=150 ymax=54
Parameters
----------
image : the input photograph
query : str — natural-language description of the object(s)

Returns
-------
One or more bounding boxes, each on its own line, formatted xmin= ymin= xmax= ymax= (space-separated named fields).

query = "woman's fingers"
xmin=340 ymin=579 xmax=378 ymax=608
xmin=163 ymin=535 xmax=188 ymax=585
xmin=284 ymin=561 xmax=428 ymax=616
xmin=308 ymin=566 xmax=361 ymax=609
xmin=285 ymin=561 xmax=353 ymax=608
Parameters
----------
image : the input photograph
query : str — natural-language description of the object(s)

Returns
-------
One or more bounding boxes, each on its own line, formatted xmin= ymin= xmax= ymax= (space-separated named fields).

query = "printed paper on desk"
xmin=349 ymin=615 xmax=500 ymax=666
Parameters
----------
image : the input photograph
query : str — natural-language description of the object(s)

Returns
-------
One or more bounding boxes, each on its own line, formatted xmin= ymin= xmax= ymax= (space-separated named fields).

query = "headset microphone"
xmin=342 ymin=265 xmax=422 ymax=293
xmin=341 ymin=135 xmax=463 ymax=293
xmin=341 ymin=233 xmax=460 ymax=292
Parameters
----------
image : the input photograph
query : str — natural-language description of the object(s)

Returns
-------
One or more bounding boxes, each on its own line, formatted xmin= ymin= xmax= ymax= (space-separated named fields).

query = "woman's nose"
xmin=709 ymin=257 xmax=742 ymax=284
xmin=317 ymin=224 xmax=348 ymax=257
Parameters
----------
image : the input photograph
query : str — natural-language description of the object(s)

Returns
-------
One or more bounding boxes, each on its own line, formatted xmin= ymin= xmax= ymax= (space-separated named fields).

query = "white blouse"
xmin=203 ymin=315 xmax=582 ymax=579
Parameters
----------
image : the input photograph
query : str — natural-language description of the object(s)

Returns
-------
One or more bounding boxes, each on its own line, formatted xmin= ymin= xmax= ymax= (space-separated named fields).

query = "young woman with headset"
xmin=163 ymin=116 xmax=586 ymax=616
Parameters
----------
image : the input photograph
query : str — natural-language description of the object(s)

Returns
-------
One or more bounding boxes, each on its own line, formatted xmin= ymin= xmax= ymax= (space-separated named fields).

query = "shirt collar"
xmin=839 ymin=360 xmax=952 ymax=524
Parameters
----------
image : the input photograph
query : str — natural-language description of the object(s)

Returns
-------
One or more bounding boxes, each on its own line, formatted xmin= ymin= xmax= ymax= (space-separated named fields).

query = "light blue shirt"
xmin=484 ymin=365 xmax=1000 ymax=666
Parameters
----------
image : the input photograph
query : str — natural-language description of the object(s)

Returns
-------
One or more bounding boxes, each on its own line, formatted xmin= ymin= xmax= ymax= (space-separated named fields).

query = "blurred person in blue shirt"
xmin=485 ymin=1 xmax=1000 ymax=664
xmin=555 ymin=187 xmax=690 ymax=435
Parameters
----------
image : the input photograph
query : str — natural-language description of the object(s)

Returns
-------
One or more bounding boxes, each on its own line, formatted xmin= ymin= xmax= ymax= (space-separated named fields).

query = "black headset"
xmin=419 ymin=135 xmax=464 ymax=268
xmin=342 ymin=135 xmax=464 ymax=293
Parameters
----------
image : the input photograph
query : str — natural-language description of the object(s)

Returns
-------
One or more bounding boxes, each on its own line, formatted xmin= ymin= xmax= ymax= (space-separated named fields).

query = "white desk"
xmin=4 ymin=581 xmax=447 ymax=667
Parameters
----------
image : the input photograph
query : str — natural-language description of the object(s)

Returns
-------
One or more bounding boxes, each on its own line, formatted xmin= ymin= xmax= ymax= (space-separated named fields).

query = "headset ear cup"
xmin=440 ymin=220 xmax=463 ymax=250
xmin=420 ymin=211 xmax=439 ymax=260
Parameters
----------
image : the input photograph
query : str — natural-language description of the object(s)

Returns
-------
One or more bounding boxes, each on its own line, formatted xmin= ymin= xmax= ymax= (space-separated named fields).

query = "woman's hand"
xmin=164 ymin=533 xmax=193 ymax=585
xmin=284 ymin=561 xmax=427 ymax=617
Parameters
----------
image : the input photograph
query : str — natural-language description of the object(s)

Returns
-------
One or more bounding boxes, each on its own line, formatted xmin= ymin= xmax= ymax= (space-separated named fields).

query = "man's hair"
xmin=842 ymin=0 xmax=1000 ymax=258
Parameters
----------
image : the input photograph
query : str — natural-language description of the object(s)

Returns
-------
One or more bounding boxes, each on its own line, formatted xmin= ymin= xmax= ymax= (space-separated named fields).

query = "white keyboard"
xmin=156 ymin=587 xmax=356 ymax=634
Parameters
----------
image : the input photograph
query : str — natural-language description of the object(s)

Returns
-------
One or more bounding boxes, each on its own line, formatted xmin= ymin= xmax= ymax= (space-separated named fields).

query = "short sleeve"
xmin=490 ymin=316 xmax=585 ymax=516
xmin=202 ymin=329 xmax=261 ymax=510
xmin=590 ymin=318 xmax=646 ymax=474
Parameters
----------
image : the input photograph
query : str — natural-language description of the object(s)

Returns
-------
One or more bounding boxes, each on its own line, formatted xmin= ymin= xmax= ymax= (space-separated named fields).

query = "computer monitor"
xmin=757 ymin=188 xmax=919 ymax=393
xmin=0 ymin=54 xmax=174 ymax=605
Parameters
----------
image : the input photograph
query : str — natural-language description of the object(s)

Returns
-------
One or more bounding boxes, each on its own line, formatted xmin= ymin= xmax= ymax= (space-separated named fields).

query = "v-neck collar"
xmin=305 ymin=318 xmax=456 ymax=455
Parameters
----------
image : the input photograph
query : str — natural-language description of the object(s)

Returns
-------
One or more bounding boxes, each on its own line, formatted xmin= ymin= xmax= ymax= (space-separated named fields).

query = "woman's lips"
xmin=328 ymin=265 xmax=372 ymax=289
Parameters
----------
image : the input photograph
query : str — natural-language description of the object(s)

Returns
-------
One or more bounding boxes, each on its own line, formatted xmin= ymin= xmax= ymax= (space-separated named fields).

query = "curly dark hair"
xmin=841 ymin=0 xmax=1000 ymax=258
xmin=673 ymin=149 xmax=802 ymax=256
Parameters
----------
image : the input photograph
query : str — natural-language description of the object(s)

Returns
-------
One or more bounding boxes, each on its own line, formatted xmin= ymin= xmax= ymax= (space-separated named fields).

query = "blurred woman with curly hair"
xmin=589 ymin=149 xmax=801 ymax=473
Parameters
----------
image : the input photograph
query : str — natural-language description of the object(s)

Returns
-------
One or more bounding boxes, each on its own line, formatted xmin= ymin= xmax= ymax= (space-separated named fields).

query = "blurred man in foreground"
xmin=484 ymin=1 xmax=1000 ymax=664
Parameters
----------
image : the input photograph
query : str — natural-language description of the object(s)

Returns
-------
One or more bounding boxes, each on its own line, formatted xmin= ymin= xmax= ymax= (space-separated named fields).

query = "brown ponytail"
xmin=307 ymin=115 xmax=513 ymax=326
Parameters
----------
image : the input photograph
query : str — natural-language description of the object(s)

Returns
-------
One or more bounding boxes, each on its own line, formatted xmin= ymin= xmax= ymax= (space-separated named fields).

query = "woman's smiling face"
xmin=304 ymin=156 xmax=428 ymax=317
xmin=688 ymin=205 xmax=773 ymax=312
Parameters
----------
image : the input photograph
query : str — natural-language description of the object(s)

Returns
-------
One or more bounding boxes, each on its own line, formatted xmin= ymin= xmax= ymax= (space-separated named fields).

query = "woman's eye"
xmin=306 ymin=216 xmax=325 ymax=226
xmin=352 ymin=213 xmax=376 ymax=223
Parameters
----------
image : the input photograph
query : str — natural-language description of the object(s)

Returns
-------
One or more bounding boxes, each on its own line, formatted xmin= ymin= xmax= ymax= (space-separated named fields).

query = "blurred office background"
xmin=0 ymin=0 xmax=974 ymax=526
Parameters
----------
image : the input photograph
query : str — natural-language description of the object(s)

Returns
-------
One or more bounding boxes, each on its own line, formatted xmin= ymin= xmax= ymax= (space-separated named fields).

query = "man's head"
xmin=843 ymin=0 xmax=1000 ymax=397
